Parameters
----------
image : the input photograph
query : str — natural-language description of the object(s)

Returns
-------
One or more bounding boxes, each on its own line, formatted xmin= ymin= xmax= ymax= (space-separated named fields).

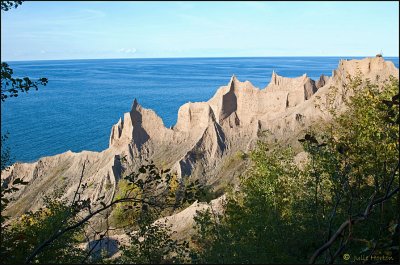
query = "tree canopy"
xmin=192 ymin=74 xmax=399 ymax=264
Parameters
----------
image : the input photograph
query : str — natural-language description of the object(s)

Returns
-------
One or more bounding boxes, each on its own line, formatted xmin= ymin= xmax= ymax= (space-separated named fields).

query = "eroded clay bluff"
xmin=2 ymin=57 xmax=398 ymax=217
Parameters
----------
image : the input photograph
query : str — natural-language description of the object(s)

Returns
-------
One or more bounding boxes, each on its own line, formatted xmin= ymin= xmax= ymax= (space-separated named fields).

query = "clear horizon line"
xmin=3 ymin=55 xmax=399 ymax=63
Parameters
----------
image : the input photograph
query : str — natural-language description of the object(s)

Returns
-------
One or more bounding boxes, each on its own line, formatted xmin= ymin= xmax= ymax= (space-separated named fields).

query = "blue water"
xmin=1 ymin=57 xmax=398 ymax=163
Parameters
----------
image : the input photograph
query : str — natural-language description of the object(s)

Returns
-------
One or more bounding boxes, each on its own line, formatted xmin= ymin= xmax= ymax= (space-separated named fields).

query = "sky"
xmin=1 ymin=1 xmax=399 ymax=61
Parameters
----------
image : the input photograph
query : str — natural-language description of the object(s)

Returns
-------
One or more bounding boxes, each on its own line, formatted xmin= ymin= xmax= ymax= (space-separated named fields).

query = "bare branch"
xmin=329 ymin=237 xmax=346 ymax=263
xmin=309 ymin=164 xmax=399 ymax=264
xmin=24 ymin=197 xmax=172 ymax=264
xmin=81 ymin=210 xmax=112 ymax=263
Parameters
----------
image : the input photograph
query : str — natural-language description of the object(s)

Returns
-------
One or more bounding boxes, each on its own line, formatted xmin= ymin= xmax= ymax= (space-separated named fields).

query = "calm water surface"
xmin=1 ymin=57 xmax=398 ymax=162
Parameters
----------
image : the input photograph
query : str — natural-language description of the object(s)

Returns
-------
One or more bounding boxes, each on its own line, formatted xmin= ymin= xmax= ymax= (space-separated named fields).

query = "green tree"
xmin=1 ymin=195 xmax=86 ymax=264
xmin=192 ymin=74 xmax=399 ymax=264
xmin=307 ymin=75 xmax=399 ymax=263
xmin=1 ymin=2 xmax=195 ymax=264
xmin=192 ymin=145 xmax=313 ymax=264
xmin=1 ymin=159 xmax=199 ymax=264
xmin=118 ymin=210 xmax=190 ymax=264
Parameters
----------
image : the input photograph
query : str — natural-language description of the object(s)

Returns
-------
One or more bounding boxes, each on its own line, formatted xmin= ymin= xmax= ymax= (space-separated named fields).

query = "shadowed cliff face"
xmin=219 ymin=77 xmax=238 ymax=122
xmin=2 ymin=57 xmax=399 ymax=218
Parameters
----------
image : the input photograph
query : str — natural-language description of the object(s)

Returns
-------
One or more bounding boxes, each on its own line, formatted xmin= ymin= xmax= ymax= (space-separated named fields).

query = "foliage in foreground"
xmin=1 ymin=62 xmax=48 ymax=102
xmin=1 ymin=2 xmax=188 ymax=264
xmin=117 ymin=211 xmax=190 ymax=264
xmin=1 ymin=196 xmax=85 ymax=264
xmin=192 ymin=75 xmax=399 ymax=264
xmin=1 ymin=71 xmax=398 ymax=264
xmin=0 ymin=159 xmax=196 ymax=264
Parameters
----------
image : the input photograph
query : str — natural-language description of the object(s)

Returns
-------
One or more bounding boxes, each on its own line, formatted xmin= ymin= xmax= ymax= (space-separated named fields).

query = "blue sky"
xmin=1 ymin=1 xmax=399 ymax=61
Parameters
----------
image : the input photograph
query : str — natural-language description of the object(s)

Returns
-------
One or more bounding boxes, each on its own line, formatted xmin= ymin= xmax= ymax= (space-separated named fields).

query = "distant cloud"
xmin=117 ymin=48 xmax=137 ymax=54
xmin=40 ymin=50 xmax=46 ymax=54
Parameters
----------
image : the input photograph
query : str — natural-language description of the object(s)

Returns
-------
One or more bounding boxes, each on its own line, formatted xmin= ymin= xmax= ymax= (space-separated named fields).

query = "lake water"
xmin=1 ymin=57 xmax=398 ymax=163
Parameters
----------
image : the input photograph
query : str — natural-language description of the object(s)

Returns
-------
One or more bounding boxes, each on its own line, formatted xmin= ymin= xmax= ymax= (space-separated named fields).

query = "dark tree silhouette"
xmin=1 ymin=62 xmax=48 ymax=101
xmin=1 ymin=1 xmax=23 ymax=11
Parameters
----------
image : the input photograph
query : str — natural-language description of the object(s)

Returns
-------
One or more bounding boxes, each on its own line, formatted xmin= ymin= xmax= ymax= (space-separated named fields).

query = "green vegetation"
xmin=118 ymin=211 xmax=190 ymax=264
xmin=1 ymin=196 xmax=86 ymax=264
xmin=1 ymin=54 xmax=398 ymax=264
xmin=0 ymin=2 xmax=185 ymax=264
xmin=1 ymin=159 xmax=198 ymax=264
xmin=1 ymin=5 xmax=398 ymax=260
xmin=1 ymin=72 xmax=398 ymax=264
xmin=191 ymin=75 xmax=399 ymax=264
xmin=111 ymin=179 xmax=142 ymax=227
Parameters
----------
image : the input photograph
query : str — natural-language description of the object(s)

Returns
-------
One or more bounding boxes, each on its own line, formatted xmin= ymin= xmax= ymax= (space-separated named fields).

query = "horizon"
xmin=1 ymin=2 xmax=399 ymax=262
xmin=1 ymin=1 xmax=399 ymax=61
xmin=5 ymin=55 xmax=400 ymax=63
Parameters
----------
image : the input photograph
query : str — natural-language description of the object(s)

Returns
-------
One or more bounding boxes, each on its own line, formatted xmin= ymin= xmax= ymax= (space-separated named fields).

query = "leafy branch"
xmin=1 ymin=1 xmax=23 ymax=11
xmin=24 ymin=159 xmax=202 ymax=263
xmin=1 ymin=62 xmax=48 ymax=101
xmin=309 ymin=163 xmax=399 ymax=264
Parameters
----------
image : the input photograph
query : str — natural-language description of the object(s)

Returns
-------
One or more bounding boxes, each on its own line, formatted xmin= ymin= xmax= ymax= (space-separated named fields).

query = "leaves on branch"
xmin=1 ymin=62 xmax=48 ymax=101
xmin=1 ymin=1 xmax=23 ymax=11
